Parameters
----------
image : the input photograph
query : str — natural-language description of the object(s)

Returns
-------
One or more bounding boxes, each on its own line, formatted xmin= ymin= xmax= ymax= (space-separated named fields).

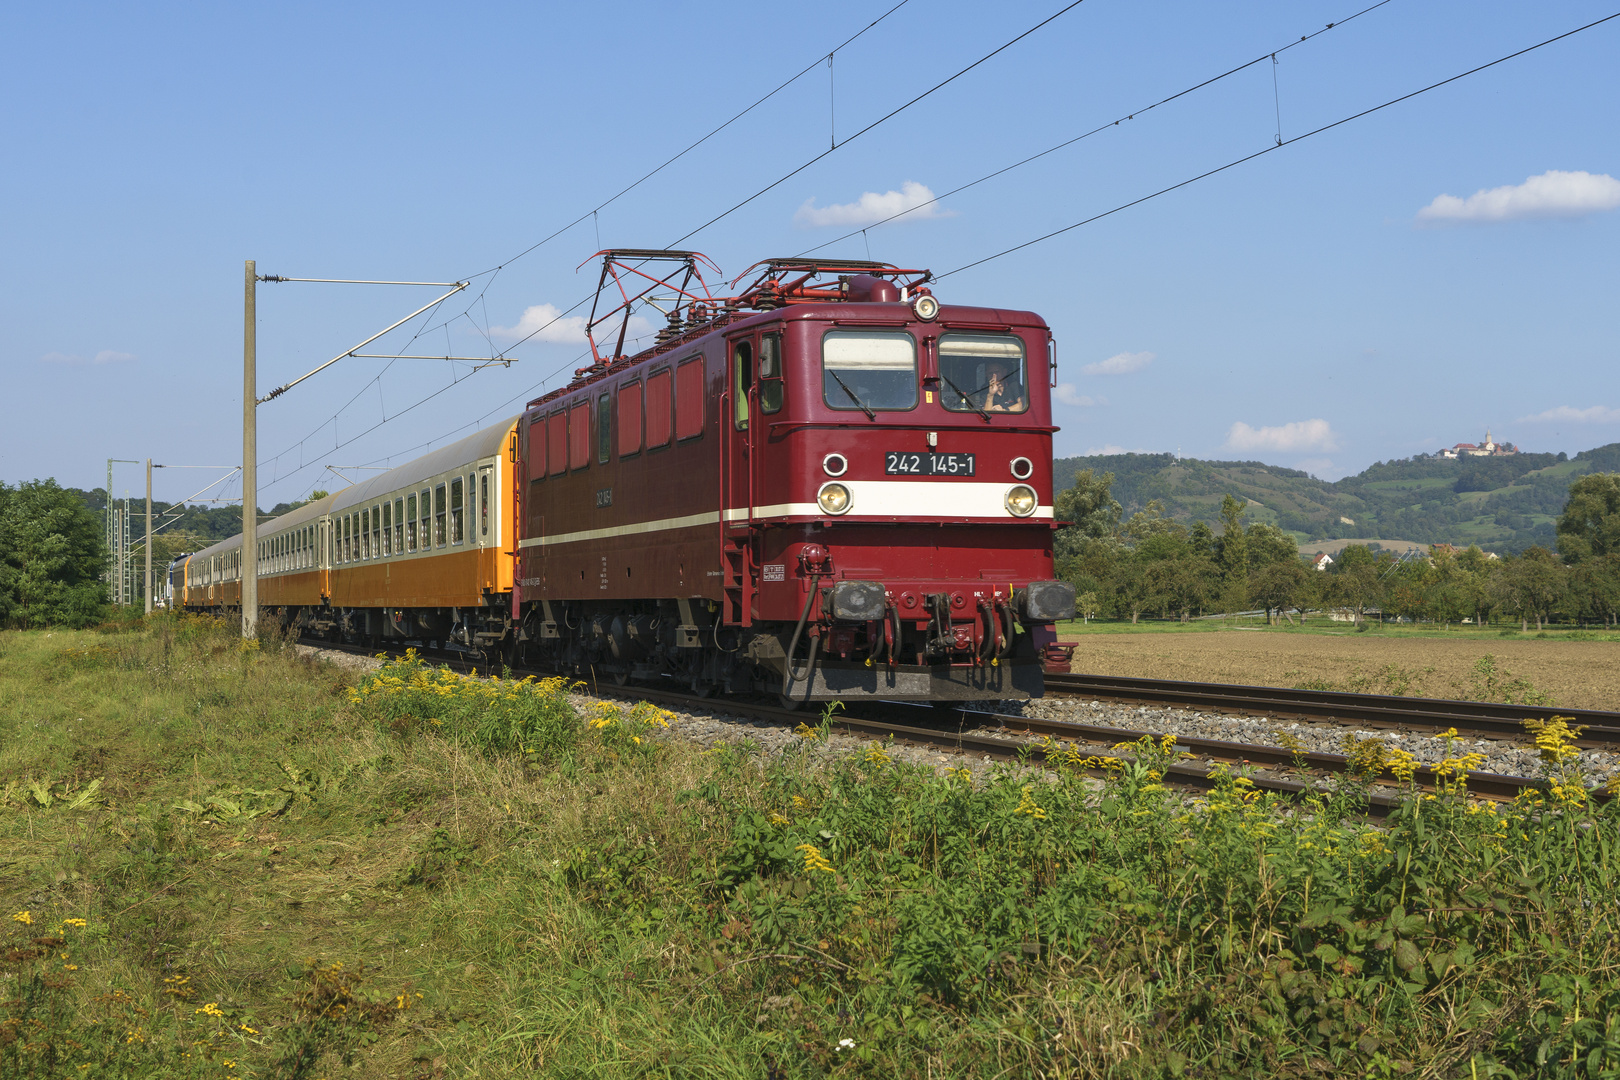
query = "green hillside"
xmin=1054 ymin=442 xmax=1620 ymax=555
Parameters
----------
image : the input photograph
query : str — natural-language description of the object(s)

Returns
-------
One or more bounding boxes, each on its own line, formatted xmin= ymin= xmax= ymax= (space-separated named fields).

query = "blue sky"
xmin=4 ymin=0 xmax=1618 ymax=507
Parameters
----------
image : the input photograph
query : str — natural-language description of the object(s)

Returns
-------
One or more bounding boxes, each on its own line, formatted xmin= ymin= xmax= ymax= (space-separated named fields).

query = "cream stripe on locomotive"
xmin=518 ymin=483 xmax=1054 ymax=549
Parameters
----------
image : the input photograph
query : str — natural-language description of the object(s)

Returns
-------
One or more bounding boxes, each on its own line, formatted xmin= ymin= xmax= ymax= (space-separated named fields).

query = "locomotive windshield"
xmin=939 ymin=334 xmax=1028 ymax=414
xmin=822 ymin=330 xmax=917 ymax=412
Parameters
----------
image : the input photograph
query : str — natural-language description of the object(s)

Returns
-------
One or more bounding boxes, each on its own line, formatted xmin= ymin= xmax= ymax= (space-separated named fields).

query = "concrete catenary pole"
xmin=144 ymin=458 xmax=153 ymax=615
xmin=242 ymin=260 xmax=258 ymax=639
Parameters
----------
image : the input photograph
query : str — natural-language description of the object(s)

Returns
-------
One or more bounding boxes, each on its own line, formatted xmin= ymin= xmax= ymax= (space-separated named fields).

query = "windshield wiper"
xmin=828 ymin=370 xmax=876 ymax=421
xmin=940 ymin=373 xmax=991 ymax=422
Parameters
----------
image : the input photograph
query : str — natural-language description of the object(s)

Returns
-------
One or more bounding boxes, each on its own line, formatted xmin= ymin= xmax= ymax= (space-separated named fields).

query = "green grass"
xmin=4 ymin=618 xmax=1620 ymax=1077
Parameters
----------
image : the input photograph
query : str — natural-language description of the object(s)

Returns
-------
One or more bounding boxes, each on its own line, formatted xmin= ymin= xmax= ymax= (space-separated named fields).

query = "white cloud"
xmin=1225 ymin=419 xmax=1338 ymax=453
xmin=41 ymin=349 xmax=134 ymax=366
xmin=1054 ymin=384 xmax=1105 ymax=407
xmin=491 ymin=304 xmax=652 ymax=345
xmin=1084 ymin=444 xmax=1149 ymax=456
xmin=1416 ymin=170 xmax=1620 ymax=224
xmin=1517 ymin=404 xmax=1620 ymax=424
xmin=793 ymin=180 xmax=952 ymax=229
xmin=1081 ymin=350 xmax=1154 ymax=376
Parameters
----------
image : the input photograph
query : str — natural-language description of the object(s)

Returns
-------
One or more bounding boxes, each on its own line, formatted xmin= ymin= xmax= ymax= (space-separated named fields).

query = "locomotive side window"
xmin=675 ymin=357 xmax=704 ymax=440
xmin=617 ymin=381 xmax=642 ymax=458
xmin=822 ymin=331 xmax=917 ymax=412
xmin=434 ymin=484 xmax=447 ymax=547
xmin=526 ymin=416 xmax=545 ymax=481
xmin=938 ymin=334 xmax=1027 ymax=414
xmin=645 ymin=369 xmax=672 ymax=448
xmin=570 ymin=402 xmax=591 ymax=470
xmin=547 ymin=412 xmax=567 ymax=477
xmin=449 ymin=478 xmax=464 ymax=545
xmin=759 ymin=332 xmax=783 ymax=413
xmin=732 ymin=340 xmax=752 ymax=430
xmin=596 ymin=393 xmax=612 ymax=464
xmin=406 ymin=494 xmax=418 ymax=552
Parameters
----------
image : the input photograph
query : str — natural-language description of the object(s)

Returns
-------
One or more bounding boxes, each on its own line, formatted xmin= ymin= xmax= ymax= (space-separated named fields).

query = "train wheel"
xmin=611 ymin=667 xmax=631 ymax=686
xmin=690 ymin=676 xmax=716 ymax=699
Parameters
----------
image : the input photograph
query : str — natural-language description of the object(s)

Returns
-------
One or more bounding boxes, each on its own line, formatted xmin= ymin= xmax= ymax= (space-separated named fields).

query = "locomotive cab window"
xmin=759 ymin=332 xmax=783 ymax=413
xmin=449 ymin=478 xmax=464 ymax=544
xmin=732 ymin=340 xmax=752 ymax=430
xmin=822 ymin=330 xmax=917 ymax=412
xmin=938 ymin=334 xmax=1027 ymax=414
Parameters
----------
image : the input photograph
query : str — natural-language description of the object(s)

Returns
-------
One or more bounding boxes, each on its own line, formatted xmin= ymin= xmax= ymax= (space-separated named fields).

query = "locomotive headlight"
xmin=1005 ymin=484 xmax=1037 ymax=517
xmin=817 ymin=482 xmax=852 ymax=515
xmin=912 ymin=294 xmax=939 ymax=321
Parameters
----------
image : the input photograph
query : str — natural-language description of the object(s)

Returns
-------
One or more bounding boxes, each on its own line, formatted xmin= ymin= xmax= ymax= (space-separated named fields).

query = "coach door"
xmin=476 ymin=464 xmax=495 ymax=590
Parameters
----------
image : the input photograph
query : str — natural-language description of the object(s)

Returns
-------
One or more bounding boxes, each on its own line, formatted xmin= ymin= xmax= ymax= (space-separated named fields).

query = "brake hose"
xmin=782 ymin=573 xmax=824 ymax=695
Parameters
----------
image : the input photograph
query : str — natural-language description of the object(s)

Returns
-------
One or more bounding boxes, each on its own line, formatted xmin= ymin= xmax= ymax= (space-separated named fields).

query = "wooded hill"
xmin=1054 ymin=442 xmax=1620 ymax=555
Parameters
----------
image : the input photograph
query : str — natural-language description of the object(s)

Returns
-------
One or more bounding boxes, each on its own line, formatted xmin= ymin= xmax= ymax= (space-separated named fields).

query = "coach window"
xmin=406 ymin=494 xmax=418 ymax=552
xmin=569 ymin=402 xmax=591 ymax=470
xmin=645 ymin=369 xmax=672 ymax=448
xmin=480 ymin=474 xmax=490 ymax=537
xmin=381 ymin=503 xmax=392 ymax=556
xmin=365 ymin=511 xmax=374 ymax=560
xmin=467 ymin=474 xmax=477 ymax=537
xmin=732 ymin=340 xmax=752 ymax=430
xmin=394 ymin=498 xmax=404 ymax=553
xmin=822 ymin=330 xmax=917 ymax=412
xmin=434 ymin=484 xmax=447 ymax=547
xmin=596 ymin=393 xmax=612 ymax=463
xmin=449 ymin=478 xmax=464 ymax=545
xmin=675 ymin=357 xmax=704 ymax=440
xmin=939 ymin=333 xmax=1027 ymax=414
xmin=372 ymin=506 xmax=382 ymax=557
xmin=419 ymin=489 xmax=430 ymax=548
xmin=340 ymin=517 xmax=349 ymax=563
xmin=759 ymin=332 xmax=783 ymax=413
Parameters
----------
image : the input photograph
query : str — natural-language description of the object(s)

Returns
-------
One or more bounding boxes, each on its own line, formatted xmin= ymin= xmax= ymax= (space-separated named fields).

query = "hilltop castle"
xmin=1438 ymin=429 xmax=1518 ymax=459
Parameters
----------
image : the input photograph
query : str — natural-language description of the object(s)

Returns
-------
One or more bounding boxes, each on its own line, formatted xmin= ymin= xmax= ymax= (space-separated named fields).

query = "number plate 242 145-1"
xmin=884 ymin=451 xmax=975 ymax=476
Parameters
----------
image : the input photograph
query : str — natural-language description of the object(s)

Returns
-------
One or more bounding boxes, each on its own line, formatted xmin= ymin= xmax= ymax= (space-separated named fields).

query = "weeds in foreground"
xmin=3 ymin=616 xmax=1619 ymax=1078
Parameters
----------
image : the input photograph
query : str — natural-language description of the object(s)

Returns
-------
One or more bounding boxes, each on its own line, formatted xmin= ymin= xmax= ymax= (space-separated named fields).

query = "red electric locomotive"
xmin=511 ymin=252 xmax=1075 ymax=705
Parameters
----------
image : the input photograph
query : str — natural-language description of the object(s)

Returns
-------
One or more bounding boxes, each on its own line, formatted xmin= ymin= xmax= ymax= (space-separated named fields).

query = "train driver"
xmin=982 ymin=360 xmax=1025 ymax=412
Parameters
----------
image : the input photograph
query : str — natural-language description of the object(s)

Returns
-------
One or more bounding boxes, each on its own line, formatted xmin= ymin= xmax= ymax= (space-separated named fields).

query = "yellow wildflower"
xmin=796 ymin=843 xmax=835 ymax=875
xmin=1387 ymin=748 xmax=1417 ymax=783
xmin=864 ymin=743 xmax=892 ymax=767
xmin=768 ymin=812 xmax=791 ymax=826
xmin=11 ymin=911 xmax=32 ymax=926
xmin=196 ymin=1002 xmax=225 ymax=1017
xmin=1524 ymin=717 xmax=1585 ymax=765
xmin=1014 ymin=785 xmax=1048 ymax=820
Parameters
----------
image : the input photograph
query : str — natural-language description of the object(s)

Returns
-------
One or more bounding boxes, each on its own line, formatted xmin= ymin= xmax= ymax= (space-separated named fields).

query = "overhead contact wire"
xmin=939 ymin=10 xmax=1620 ymax=279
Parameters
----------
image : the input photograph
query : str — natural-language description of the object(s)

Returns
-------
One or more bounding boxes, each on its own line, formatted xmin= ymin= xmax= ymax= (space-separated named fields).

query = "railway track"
xmin=300 ymin=637 xmax=1603 ymax=818
xmin=1046 ymin=672 xmax=1620 ymax=747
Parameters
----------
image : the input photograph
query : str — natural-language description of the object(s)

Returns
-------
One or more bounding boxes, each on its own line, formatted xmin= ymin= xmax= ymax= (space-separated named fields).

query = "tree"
xmin=1492 ymin=547 xmax=1568 ymax=631
xmin=1214 ymin=494 xmax=1247 ymax=612
xmin=1570 ymin=554 xmax=1620 ymax=628
xmin=1556 ymin=472 xmax=1620 ymax=563
xmin=1245 ymin=523 xmax=1300 ymax=573
xmin=0 ymin=479 xmax=108 ymax=628
xmin=1326 ymin=544 xmax=1385 ymax=627
xmin=1249 ymin=558 xmax=1312 ymax=624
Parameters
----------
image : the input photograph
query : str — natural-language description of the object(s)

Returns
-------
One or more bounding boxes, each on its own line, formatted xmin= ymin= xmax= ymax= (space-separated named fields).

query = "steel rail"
xmin=1045 ymin=672 xmax=1620 ymax=747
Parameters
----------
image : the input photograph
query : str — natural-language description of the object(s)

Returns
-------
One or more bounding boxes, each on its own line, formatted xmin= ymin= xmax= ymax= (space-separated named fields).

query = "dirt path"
xmin=1064 ymin=631 xmax=1620 ymax=711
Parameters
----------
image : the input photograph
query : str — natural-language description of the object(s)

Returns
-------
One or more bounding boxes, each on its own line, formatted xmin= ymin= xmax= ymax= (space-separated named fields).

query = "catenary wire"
xmin=795 ymin=0 xmax=1395 ymax=258
xmin=666 ymin=0 xmax=1091 ymax=248
xmin=938 ymin=10 xmax=1620 ymax=279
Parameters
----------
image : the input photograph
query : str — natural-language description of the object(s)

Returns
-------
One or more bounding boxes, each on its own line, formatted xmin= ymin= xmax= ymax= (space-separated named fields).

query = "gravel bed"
xmin=996 ymin=696 xmax=1620 ymax=787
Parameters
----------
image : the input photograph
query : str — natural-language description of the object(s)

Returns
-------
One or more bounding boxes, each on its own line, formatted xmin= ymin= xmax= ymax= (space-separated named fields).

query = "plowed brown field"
xmin=1063 ymin=631 xmax=1620 ymax=711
